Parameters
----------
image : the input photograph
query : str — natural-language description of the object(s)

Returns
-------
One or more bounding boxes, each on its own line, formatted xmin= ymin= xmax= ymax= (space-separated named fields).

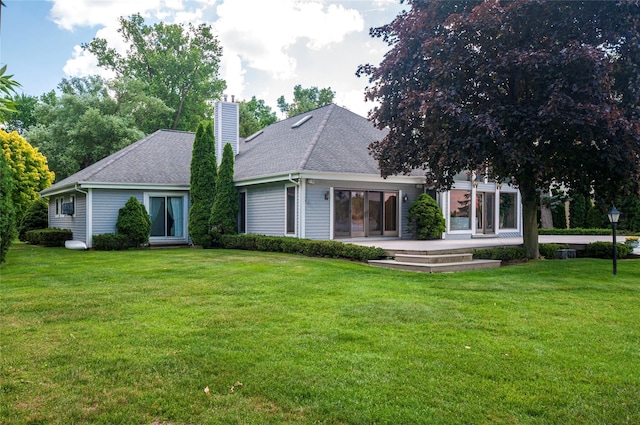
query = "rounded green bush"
xmin=116 ymin=197 xmax=151 ymax=248
xmin=407 ymin=193 xmax=446 ymax=240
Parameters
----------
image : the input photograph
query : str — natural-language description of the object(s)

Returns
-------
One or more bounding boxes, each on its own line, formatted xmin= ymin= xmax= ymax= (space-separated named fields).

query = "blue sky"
xmin=1 ymin=0 xmax=405 ymax=117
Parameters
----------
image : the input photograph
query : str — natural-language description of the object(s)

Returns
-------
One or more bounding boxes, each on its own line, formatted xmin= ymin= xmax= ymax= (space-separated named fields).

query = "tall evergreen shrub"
xmin=188 ymin=121 xmax=217 ymax=247
xmin=407 ymin=193 xmax=446 ymax=240
xmin=0 ymin=152 xmax=15 ymax=263
xmin=209 ymin=143 xmax=238 ymax=242
xmin=116 ymin=196 xmax=151 ymax=247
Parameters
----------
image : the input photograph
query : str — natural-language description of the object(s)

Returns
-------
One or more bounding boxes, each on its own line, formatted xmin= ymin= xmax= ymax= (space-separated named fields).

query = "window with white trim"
xmin=285 ymin=186 xmax=296 ymax=235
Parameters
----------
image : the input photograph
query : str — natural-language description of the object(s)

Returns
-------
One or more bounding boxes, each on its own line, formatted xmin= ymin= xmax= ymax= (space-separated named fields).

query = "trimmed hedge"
xmin=583 ymin=242 xmax=633 ymax=259
xmin=538 ymin=228 xmax=613 ymax=235
xmin=473 ymin=246 xmax=527 ymax=261
xmin=539 ymin=243 xmax=570 ymax=259
xmin=219 ymin=234 xmax=387 ymax=262
xmin=93 ymin=233 xmax=130 ymax=251
xmin=24 ymin=228 xmax=72 ymax=247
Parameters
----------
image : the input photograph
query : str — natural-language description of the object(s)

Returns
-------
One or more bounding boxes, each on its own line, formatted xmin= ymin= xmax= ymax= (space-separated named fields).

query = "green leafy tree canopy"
xmin=24 ymin=76 xmax=147 ymax=181
xmin=239 ymin=96 xmax=277 ymax=137
xmin=83 ymin=13 xmax=226 ymax=131
xmin=1 ymin=129 xmax=54 ymax=224
xmin=277 ymin=84 xmax=335 ymax=118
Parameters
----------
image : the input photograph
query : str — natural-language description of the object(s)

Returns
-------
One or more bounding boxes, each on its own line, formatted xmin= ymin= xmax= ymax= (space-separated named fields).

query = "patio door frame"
xmin=333 ymin=189 xmax=398 ymax=238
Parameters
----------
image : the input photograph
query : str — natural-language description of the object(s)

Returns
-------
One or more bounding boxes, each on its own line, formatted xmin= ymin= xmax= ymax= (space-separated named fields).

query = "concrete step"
xmin=385 ymin=247 xmax=474 ymax=256
xmin=368 ymin=259 xmax=501 ymax=274
xmin=395 ymin=253 xmax=473 ymax=264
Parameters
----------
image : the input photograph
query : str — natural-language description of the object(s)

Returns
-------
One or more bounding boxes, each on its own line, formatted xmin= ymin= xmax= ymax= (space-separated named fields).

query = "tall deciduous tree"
xmin=1 ymin=130 xmax=54 ymax=224
xmin=277 ymin=85 xmax=335 ymax=118
xmin=359 ymin=0 xmax=640 ymax=258
xmin=83 ymin=13 xmax=226 ymax=131
xmin=239 ymin=96 xmax=277 ymax=137
xmin=188 ymin=121 xmax=217 ymax=247
xmin=210 ymin=143 xmax=238 ymax=240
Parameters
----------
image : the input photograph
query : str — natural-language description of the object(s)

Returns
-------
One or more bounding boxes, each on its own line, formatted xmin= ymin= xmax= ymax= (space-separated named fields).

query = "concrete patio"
xmin=352 ymin=235 xmax=615 ymax=254
xmin=351 ymin=235 xmax=634 ymax=273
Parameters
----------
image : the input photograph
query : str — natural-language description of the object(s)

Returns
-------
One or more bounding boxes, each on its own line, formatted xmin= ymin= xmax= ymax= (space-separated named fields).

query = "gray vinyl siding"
xmin=304 ymin=183 xmax=331 ymax=239
xmin=91 ymin=190 xmax=144 ymax=236
xmin=246 ymin=183 xmax=286 ymax=236
xmin=48 ymin=192 xmax=87 ymax=242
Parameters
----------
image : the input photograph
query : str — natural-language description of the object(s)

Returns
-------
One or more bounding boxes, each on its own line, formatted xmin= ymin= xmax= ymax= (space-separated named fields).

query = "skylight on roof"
xmin=291 ymin=115 xmax=312 ymax=129
xmin=245 ymin=130 xmax=263 ymax=142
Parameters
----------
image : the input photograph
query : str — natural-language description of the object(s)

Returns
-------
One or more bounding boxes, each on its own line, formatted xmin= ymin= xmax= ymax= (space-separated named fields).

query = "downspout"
xmin=74 ymin=184 xmax=92 ymax=248
xmin=288 ymin=173 xmax=301 ymax=186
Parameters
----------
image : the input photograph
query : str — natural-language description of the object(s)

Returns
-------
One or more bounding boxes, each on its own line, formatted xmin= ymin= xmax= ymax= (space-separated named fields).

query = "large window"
xmin=286 ymin=186 xmax=296 ymax=235
xmin=499 ymin=192 xmax=517 ymax=229
xmin=150 ymin=196 xmax=184 ymax=237
xmin=450 ymin=189 xmax=471 ymax=230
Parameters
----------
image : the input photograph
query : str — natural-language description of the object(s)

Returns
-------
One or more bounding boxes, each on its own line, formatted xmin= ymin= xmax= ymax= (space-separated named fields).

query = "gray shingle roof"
xmin=42 ymin=129 xmax=195 ymax=194
xmin=42 ymin=104 xmax=400 ymax=195
xmin=234 ymin=103 xmax=388 ymax=180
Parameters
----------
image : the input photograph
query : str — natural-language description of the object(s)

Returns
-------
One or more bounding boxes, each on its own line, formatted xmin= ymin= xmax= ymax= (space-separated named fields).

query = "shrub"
xmin=583 ymin=242 xmax=632 ymax=259
xmin=24 ymin=228 xmax=72 ymax=247
xmin=209 ymin=143 xmax=238 ymax=240
xmin=188 ymin=121 xmax=217 ymax=247
xmin=407 ymin=193 xmax=446 ymax=240
xmin=219 ymin=234 xmax=387 ymax=262
xmin=538 ymin=228 xmax=613 ymax=235
xmin=473 ymin=246 xmax=527 ymax=261
xmin=18 ymin=198 xmax=48 ymax=241
xmin=0 ymin=152 xmax=15 ymax=263
xmin=116 ymin=197 xmax=151 ymax=248
xmin=93 ymin=233 xmax=129 ymax=251
xmin=539 ymin=243 xmax=570 ymax=259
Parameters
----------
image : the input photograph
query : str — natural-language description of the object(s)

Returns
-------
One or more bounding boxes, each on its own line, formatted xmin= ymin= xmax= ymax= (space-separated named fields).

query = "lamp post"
xmin=608 ymin=206 xmax=621 ymax=276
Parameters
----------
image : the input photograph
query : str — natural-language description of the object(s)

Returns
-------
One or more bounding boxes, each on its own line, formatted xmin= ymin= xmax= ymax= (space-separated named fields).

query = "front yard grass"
xmin=1 ymin=243 xmax=639 ymax=424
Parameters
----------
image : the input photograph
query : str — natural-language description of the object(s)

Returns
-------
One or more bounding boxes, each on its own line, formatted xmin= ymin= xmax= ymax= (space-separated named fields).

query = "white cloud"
xmin=215 ymin=0 xmax=363 ymax=80
xmin=50 ymin=0 xmax=400 ymax=115
xmin=49 ymin=0 xmax=163 ymax=30
xmin=221 ymin=51 xmax=246 ymax=98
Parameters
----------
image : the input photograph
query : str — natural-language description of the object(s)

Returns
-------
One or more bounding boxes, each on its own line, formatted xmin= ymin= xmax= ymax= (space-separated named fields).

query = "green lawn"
xmin=1 ymin=243 xmax=639 ymax=425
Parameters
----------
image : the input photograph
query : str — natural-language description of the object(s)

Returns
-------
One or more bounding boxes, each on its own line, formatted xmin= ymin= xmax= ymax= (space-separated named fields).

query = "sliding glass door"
xmin=150 ymin=195 xmax=184 ymax=238
xmin=334 ymin=190 xmax=398 ymax=238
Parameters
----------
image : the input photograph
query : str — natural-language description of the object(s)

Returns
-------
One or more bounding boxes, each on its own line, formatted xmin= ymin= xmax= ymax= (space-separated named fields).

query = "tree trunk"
xmin=540 ymin=190 xmax=553 ymax=229
xmin=520 ymin=180 xmax=540 ymax=259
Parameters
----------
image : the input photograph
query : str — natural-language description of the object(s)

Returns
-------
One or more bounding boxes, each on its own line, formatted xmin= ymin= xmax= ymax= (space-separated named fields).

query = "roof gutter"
xmin=74 ymin=183 xmax=88 ymax=196
xmin=288 ymin=173 xmax=301 ymax=186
